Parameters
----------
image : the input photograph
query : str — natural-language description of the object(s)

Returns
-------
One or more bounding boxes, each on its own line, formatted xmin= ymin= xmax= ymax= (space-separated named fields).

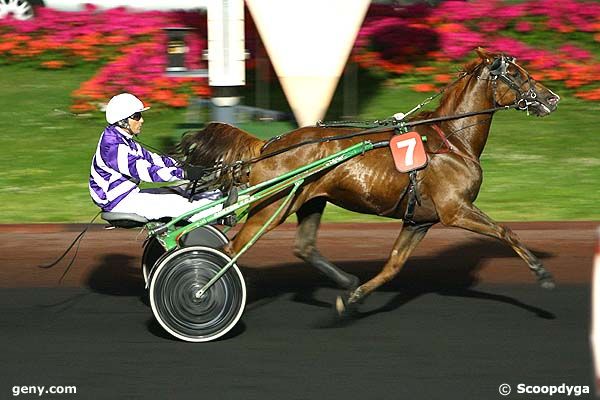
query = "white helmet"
xmin=105 ymin=93 xmax=150 ymax=124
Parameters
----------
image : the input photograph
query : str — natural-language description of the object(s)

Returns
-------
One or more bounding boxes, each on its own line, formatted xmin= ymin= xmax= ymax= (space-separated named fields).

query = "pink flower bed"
xmin=0 ymin=5 xmax=210 ymax=112
xmin=354 ymin=0 xmax=600 ymax=100
xmin=1 ymin=0 xmax=599 ymax=110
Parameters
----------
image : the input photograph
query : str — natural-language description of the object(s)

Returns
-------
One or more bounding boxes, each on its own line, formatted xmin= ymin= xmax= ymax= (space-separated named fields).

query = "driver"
xmin=89 ymin=93 xmax=222 ymax=222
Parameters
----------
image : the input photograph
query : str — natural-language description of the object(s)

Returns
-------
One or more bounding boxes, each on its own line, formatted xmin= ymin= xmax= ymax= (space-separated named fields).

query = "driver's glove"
xmin=184 ymin=165 xmax=204 ymax=180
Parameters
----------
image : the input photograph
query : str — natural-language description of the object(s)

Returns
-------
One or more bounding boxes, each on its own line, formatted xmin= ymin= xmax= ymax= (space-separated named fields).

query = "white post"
xmin=207 ymin=0 xmax=245 ymax=123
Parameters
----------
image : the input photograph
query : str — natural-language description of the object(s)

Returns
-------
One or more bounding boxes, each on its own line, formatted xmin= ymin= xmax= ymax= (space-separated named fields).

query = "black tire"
xmin=142 ymin=225 xmax=229 ymax=287
xmin=149 ymin=246 xmax=246 ymax=342
xmin=141 ymin=237 xmax=165 ymax=287
xmin=181 ymin=224 xmax=229 ymax=248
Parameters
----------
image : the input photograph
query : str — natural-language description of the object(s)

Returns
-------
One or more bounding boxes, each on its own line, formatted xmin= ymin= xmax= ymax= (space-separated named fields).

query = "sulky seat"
xmin=101 ymin=212 xmax=149 ymax=228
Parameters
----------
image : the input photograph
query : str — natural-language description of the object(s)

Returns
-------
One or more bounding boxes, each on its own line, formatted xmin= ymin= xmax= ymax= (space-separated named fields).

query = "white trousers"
xmin=111 ymin=190 xmax=223 ymax=222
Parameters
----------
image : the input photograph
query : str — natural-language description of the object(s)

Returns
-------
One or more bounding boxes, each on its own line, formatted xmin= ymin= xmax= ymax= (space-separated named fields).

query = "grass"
xmin=0 ymin=63 xmax=598 ymax=223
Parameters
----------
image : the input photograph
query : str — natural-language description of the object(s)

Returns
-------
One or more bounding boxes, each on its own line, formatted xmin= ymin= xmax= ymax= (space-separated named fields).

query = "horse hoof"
xmin=539 ymin=277 xmax=556 ymax=290
xmin=537 ymin=271 xmax=556 ymax=290
xmin=335 ymin=295 xmax=358 ymax=318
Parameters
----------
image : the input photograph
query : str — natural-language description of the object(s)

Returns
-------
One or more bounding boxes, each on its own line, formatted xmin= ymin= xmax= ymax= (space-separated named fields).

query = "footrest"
xmin=101 ymin=212 xmax=149 ymax=228
xmin=213 ymin=214 xmax=235 ymax=227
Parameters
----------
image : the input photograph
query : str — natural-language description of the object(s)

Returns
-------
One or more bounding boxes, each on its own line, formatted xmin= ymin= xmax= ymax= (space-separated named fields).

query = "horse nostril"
xmin=547 ymin=96 xmax=559 ymax=106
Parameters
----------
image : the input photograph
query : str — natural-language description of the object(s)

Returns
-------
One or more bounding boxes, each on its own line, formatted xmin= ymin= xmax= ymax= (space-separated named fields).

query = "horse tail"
xmin=177 ymin=122 xmax=265 ymax=188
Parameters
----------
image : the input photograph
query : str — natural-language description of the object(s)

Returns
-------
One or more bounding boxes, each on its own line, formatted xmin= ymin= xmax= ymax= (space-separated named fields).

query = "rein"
xmin=201 ymin=54 xmax=535 ymax=184
xmin=212 ymin=105 xmax=509 ymax=189
xmin=245 ymin=104 xmax=514 ymax=166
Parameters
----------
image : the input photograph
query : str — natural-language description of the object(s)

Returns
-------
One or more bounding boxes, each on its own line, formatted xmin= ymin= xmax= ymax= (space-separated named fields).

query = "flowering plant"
xmin=1 ymin=0 xmax=599 ymax=111
xmin=354 ymin=0 xmax=600 ymax=100
xmin=0 ymin=5 xmax=211 ymax=111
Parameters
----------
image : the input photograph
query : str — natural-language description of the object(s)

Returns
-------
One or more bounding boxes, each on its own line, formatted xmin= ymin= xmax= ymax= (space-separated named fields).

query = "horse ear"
xmin=475 ymin=47 xmax=493 ymax=64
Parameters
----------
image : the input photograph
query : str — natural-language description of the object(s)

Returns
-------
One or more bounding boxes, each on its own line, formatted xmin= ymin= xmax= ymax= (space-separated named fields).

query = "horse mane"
xmin=177 ymin=122 xmax=265 ymax=188
xmin=414 ymin=57 xmax=484 ymax=120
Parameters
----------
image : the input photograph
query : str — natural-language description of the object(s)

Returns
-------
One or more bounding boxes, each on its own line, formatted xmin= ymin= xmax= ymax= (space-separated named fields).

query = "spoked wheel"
xmin=149 ymin=246 xmax=246 ymax=342
xmin=142 ymin=225 xmax=229 ymax=287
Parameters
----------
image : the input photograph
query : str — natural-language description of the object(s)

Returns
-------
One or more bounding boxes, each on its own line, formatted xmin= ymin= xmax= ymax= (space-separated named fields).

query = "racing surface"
xmin=0 ymin=222 xmax=597 ymax=399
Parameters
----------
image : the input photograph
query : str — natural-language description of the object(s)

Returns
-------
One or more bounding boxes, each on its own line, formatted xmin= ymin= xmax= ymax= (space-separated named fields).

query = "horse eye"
xmin=490 ymin=58 xmax=502 ymax=70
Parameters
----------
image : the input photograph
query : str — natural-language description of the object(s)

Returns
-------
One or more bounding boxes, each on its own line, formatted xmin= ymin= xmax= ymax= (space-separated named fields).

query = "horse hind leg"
xmin=336 ymin=222 xmax=432 ymax=315
xmin=440 ymin=202 xmax=555 ymax=289
xmin=294 ymin=198 xmax=359 ymax=290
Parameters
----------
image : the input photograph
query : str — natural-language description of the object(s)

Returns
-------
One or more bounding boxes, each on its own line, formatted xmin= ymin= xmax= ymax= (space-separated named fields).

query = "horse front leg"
xmin=440 ymin=202 xmax=555 ymax=289
xmin=336 ymin=223 xmax=432 ymax=316
xmin=294 ymin=198 xmax=359 ymax=290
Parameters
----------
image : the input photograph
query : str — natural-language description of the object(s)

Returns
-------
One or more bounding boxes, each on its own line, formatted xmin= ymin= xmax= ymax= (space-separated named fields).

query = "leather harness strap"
xmin=429 ymin=124 xmax=480 ymax=165
xmin=402 ymin=124 xmax=480 ymax=224
xmin=403 ymin=170 xmax=421 ymax=225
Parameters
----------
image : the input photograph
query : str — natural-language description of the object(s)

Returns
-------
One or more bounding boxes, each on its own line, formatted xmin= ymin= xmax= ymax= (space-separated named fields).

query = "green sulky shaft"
xmin=194 ymin=179 xmax=304 ymax=299
xmin=154 ymin=140 xmax=374 ymax=251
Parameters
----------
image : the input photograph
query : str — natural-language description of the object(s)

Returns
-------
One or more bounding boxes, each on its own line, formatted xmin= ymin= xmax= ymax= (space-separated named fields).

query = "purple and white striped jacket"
xmin=89 ymin=125 xmax=184 ymax=211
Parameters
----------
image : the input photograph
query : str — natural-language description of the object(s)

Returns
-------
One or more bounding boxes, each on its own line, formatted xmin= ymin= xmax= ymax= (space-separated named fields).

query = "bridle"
xmin=484 ymin=55 xmax=540 ymax=113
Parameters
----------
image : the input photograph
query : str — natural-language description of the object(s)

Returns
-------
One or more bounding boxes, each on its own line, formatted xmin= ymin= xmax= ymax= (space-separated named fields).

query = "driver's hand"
xmin=184 ymin=165 xmax=204 ymax=180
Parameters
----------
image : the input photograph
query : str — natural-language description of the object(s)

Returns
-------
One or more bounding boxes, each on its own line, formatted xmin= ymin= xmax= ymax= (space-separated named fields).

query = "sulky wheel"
xmin=149 ymin=246 xmax=246 ymax=342
xmin=142 ymin=225 xmax=229 ymax=288
xmin=142 ymin=237 xmax=165 ymax=287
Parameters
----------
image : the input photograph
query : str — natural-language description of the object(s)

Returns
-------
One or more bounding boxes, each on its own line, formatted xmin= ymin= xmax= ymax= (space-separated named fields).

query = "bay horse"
xmin=179 ymin=48 xmax=560 ymax=315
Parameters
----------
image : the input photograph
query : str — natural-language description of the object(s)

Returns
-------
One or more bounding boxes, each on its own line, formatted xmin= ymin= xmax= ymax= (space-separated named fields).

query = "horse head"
xmin=475 ymin=47 xmax=560 ymax=117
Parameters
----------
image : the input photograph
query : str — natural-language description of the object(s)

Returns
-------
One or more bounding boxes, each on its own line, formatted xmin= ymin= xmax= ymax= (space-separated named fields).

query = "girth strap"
xmin=403 ymin=170 xmax=421 ymax=225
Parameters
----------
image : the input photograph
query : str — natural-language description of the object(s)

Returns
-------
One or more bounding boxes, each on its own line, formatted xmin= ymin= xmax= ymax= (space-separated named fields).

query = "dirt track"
xmin=0 ymin=221 xmax=596 ymax=289
xmin=1 ymin=222 xmax=597 ymax=399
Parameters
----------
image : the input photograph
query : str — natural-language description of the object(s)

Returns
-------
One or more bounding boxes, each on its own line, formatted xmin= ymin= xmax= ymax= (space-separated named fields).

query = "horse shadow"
xmin=86 ymin=254 xmax=145 ymax=297
xmin=83 ymin=237 xmax=556 ymax=325
xmin=85 ymin=254 xmax=248 ymax=341
xmin=241 ymin=237 xmax=556 ymax=321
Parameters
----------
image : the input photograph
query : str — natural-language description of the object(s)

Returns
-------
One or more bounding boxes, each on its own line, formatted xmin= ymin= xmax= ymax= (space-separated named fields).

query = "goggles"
xmin=129 ymin=112 xmax=142 ymax=121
